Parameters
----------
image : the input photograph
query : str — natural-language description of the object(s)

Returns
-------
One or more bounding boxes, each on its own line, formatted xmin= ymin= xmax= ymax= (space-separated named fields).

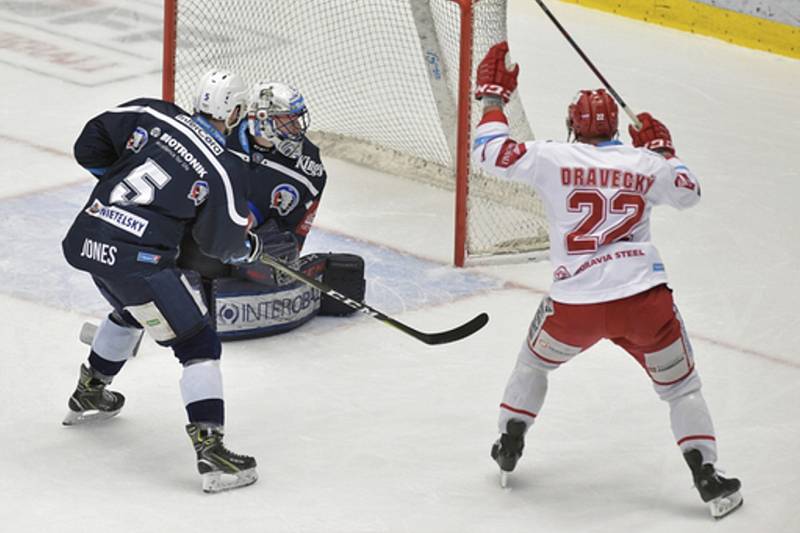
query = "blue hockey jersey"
xmin=63 ymin=98 xmax=251 ymax=277
xmin=227 ymin=121 xmax=327 ymax=249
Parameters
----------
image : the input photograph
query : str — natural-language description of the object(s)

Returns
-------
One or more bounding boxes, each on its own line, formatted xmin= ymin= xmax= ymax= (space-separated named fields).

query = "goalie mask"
xmin=247 ymin=82 xmax=310 ymax=159
xmin=193 ymin=69 xmax=248 ymax=132
xmin=566 ymin=88 xmax=618 ymax=141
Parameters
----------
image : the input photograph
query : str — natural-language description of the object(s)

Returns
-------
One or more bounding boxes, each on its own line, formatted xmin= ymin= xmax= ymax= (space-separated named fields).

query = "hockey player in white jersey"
xmin=472 ymin=42 xmax=741 ymax=519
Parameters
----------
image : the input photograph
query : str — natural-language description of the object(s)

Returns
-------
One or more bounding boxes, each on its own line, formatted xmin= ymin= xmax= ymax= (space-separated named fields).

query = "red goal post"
xmin=162 ymin=0 xmax=548 ymax=266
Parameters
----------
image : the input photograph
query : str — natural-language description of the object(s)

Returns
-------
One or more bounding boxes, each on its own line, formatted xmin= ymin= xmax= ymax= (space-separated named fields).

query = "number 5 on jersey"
xmin=110 ymin=159 xmax=172 ymax=206
xmin=566 ymin=189 xmax=645 ymax=254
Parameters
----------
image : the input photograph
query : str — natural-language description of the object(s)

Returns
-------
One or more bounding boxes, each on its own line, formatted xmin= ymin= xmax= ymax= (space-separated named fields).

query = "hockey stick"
xmin=258 ymin=253 xmax=489 ymax=345
xmin=533 ymin=0 xmax=642 ymax=130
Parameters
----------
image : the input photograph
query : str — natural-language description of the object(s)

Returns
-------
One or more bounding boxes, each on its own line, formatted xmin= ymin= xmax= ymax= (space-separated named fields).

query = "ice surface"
xmin=0 ymin=1 xmax=798 ymax=532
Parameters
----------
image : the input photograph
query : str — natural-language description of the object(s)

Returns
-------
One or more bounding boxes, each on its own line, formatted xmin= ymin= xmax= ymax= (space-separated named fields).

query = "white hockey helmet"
xmin=247 ymin=81 xmax=310 ymax=158
xmin=193 ymin=69 xmax=248 ymax=131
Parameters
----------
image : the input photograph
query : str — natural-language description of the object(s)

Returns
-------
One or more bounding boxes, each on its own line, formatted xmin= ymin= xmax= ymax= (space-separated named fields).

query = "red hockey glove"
xmin=475 ymin=41 xmax=519 ymax=103
xmin=629 ymin=112 xmax=676 ymax=157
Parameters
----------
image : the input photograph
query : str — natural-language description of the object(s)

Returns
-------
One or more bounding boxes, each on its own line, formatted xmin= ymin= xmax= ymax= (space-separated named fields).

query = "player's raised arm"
xmin=630 ymin=112 xmax=702 ymax=210
xmin=471 ymin=42 xmax=538 ymax=187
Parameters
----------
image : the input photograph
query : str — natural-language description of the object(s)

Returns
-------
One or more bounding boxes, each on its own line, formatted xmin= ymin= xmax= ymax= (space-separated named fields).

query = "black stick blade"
xmin=259 ymin=252 xmax=489 ymax=346
xmin=387 ymin=312 xmax=489 ymax=345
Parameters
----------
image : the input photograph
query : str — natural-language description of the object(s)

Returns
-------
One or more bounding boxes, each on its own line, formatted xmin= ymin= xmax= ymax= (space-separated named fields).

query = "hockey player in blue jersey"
xmin=61 ymin=69 xmax=261 ymax=493
xmin=231 ymin=81 xmax=326 ymax=250
xmin=178 ymin=81 xmax=365 ymax=339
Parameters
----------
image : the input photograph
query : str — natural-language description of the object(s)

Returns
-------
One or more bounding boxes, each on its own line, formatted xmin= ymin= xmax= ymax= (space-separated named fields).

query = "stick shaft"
xmin=533 ymin=0 xmax=641 ymax=129
xmin=258 ymin=254 xmax=488 ymax=345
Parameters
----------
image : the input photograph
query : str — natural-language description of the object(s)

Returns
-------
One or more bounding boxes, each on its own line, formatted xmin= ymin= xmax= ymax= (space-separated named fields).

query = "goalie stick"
xmin=533 ymin=0 xmax=642 ymax=130
xmin=258 ymin=253 xmax=489 ymax=345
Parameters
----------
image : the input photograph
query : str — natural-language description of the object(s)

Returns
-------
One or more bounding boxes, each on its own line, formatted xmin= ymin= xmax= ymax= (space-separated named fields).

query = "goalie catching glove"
xmin=629 ymin=112 xmax=676 ymax=157
xmin=475 ymin=41 xmax=519 ymax=104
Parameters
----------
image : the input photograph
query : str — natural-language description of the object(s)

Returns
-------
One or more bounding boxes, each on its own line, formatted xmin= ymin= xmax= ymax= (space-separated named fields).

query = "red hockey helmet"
xmin=566 ymin=89 xmax=619 ymax=140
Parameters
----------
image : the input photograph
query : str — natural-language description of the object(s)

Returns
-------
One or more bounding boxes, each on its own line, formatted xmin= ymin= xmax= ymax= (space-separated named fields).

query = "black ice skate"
xmin=186 ymin=423 xmax=258 ymax=493
xmin=491 ymin=419 xmax=527 ymax=488
xmin=62 ymin=364 xmax=125 ymax=426
xmin=683 ymin=449 xmax=743 ymax=519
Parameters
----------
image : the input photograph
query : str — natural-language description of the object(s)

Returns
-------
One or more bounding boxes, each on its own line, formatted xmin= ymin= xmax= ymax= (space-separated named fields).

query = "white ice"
xmin=0 ymin=1 xmax=798 ymax=532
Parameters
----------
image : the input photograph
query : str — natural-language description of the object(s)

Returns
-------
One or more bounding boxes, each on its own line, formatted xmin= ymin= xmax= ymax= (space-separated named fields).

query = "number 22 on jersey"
xmin=565 ymin=189 xmax=645 ymax=254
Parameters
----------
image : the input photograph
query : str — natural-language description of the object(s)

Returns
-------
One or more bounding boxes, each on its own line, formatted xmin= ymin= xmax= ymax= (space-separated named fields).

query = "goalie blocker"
xmin=177 ymin=227 xmax=366 ymax=340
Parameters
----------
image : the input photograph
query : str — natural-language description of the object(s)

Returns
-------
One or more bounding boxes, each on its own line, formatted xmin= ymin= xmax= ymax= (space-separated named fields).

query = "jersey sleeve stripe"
xmin=259 ymin=159 xmax=320 ymax=197
xmin=247 ymin=200 xmax=265 ymax=226
xmin=107 ymin=105 xmax=250 ymax=227
xmin=86 ymin=167 xmax=107 ymax=176
xmin=473 ymin=133 xmax=507 ymax=149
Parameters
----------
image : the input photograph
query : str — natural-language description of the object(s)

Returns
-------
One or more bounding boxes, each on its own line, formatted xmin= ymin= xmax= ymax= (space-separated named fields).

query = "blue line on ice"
xmin=0 ymin=183 xmax=503 ymax=316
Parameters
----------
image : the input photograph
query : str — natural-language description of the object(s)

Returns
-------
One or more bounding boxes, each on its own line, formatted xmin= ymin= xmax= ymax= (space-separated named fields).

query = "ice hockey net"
xmin=163 ymin=0 xmax=548 ymax=266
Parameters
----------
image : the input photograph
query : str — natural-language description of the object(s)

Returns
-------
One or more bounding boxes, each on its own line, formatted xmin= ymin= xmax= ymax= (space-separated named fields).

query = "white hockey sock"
xmin=498 ymin=343 xmax=550 ymax=432
xmin=91 ymin=316 xmax=143 ymax=362
xmin=657 ymin=373 xmax=718 ymax=464
xmin=669 ymin=389 xmax=718 ymax=464
xmin=180 ymin=360 xmax=224 ymax=407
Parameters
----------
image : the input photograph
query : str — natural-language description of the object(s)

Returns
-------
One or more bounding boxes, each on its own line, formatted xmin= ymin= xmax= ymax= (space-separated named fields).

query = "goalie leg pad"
xmin=210 ymin=275 xmax=321 ymax=340
xmin=320 ymin=253 xmax=365 ymax=316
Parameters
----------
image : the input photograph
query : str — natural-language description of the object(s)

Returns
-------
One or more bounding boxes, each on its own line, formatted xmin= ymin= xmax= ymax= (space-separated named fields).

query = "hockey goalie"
xmin=178 ymin=80 xmax=366 ymax=340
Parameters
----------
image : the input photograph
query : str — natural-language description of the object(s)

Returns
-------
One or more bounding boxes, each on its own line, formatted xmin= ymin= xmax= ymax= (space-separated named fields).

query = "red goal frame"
xmin=162 ymin=0 xmax=478 ymax=267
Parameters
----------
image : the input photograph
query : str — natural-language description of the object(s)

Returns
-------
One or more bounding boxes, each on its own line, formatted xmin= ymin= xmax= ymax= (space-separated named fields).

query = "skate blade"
xmin=201 ymin=468 xmax=258 ymax=493
xmin=62 ymin=408 xmax=121 ymax=426
xmin=709 ymin=491 xmax=743 ymax=519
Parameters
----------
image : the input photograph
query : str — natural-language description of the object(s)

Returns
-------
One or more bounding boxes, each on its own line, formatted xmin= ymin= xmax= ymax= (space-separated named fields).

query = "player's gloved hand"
xmin=232 ymin=228 xmax=300 ymax=286
xmin=244 ymin=231 xmax=262 ymax=263
xmin=228 ymin=231 xmax=262 ymax=265
xmin=629 ymin=112 xmax=676 ymax=157
xmin=475 ymin=41 xmax=519 ymax=104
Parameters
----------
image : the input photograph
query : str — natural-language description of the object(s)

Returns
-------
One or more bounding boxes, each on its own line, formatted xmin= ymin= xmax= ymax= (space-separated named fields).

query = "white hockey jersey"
xmin=472 ymin=110 xmax=701 ymax=304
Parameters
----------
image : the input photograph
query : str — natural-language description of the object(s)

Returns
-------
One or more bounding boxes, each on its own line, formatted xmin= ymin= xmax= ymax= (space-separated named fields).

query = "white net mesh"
xmin=170 ymin=0 xmax=548 ymax=259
